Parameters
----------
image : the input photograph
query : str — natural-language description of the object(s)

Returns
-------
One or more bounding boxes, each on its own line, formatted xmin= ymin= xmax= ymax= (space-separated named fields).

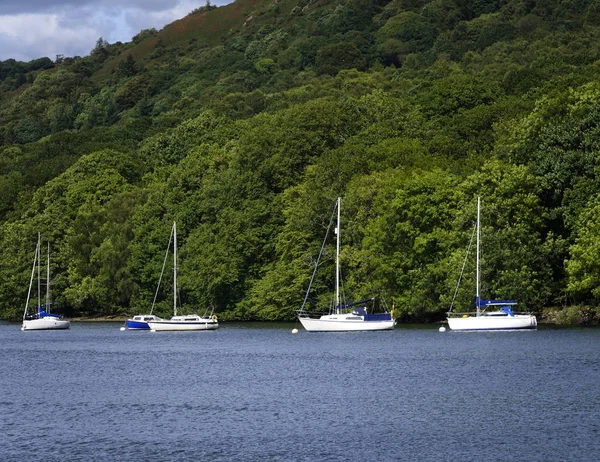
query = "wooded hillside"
xmin=1 ymin=0 xmax=600 ymax=323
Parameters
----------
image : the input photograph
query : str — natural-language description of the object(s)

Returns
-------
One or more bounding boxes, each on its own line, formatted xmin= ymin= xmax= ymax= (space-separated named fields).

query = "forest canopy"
xmin=1 ymin=0 xmax=600 ymax=324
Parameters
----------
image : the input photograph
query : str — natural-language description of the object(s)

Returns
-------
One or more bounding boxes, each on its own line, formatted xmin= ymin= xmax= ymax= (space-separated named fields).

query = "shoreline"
xmin=4 ymin=305 xmax=599 ymax=326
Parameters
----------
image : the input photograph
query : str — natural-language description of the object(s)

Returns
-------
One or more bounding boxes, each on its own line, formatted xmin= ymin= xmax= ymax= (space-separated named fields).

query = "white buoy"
xmin=292 ymin=328 xmax=298 ymax=334
xmin=439 ymin=326 xmax=446 ymax=332
xmin=120 ymin=326 xmax=126 ymax=331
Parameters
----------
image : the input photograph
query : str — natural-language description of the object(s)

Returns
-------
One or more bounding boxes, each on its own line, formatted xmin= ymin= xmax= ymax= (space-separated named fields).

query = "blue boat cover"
xmin=501 ymin=305 xmax=515 ymax=316
xmin=37 ymin=307 xmax=60 ymax=318
xmin=476 ymin=297 xmax=517 ymax=307
xmin=365 ymin=313 xmax=392 ymax=321
xmin=350 ymin=307 xmax=392 ymax=321
xmin=352 ymin=307 xmax=367 ymax=316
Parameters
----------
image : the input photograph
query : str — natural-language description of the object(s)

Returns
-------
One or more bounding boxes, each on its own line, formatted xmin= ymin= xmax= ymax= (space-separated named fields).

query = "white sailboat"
xmin=22 ymin=235 xmax=70 ymax=331
xmin=296 ymin=197 xmax=395 ymax=332
xmin=147 ymin=222 xmax=218 ymax=332
xmin=446 ymin=197 xmax=537 ymax=331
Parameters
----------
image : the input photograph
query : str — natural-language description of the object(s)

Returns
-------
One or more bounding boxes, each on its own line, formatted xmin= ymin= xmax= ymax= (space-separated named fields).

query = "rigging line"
xmin=301 ymin=199 xmax=338 ymax=311
xmin=150 ymin=224 xmax=175 ymax=315
xmin=448 ymin=220 xmax=477 ymax=313
xmin=24 ymin=237 xmax=40 ymax=318
xmin=203 ymin=305 xmax=215 ymax=317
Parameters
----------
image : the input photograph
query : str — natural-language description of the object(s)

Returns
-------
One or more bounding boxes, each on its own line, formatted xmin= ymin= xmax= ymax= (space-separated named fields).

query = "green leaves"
xmin=2 ymin=1 xmax=600 ymax=324
xmin=566 ymin=195 xmax=600 ymax=303
xmin=315 ymin=42 xmax=365 ymax=75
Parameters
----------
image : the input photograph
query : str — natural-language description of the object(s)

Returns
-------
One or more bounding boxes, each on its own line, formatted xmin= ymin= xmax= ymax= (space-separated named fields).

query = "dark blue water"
xmin=0 ymin=322 xmax=598 ymax=461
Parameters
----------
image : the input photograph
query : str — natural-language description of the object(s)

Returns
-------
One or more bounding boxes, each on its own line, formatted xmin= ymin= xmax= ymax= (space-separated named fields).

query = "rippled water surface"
xmin=0 ymin=322 xmax=598 ymax=461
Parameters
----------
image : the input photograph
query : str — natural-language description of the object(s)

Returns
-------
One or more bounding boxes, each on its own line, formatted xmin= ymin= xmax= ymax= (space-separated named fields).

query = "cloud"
xmin=0 ymin=0 xmax=232 ymax=62
xmin=0 ymin=1 xmax=177 ymax=15
xmin=0 ymin=13 xmax=99 ymax=61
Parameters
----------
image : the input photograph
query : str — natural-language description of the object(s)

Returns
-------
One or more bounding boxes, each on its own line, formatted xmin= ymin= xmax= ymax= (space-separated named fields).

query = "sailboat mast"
xmin=46 ymin=242 xmax=50 ymax=312
xmin=24 ymin=237 xmax=40 ymax=319
xmin=335 ymin=197 xmax=341 ymax=314
xmin=476 ymin=197 xmax=480 ymax=317
xmin=37 ymin=233 xmax=41 ymax=310
xmin=173 ymin=221 xmax=177 ymax=317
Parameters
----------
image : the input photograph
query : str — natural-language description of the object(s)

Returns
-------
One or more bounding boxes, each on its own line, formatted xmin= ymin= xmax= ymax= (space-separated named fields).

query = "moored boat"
xmin=446 ymin=197 xmax=536 ymax=331
xmin=22 ymin=235 xmax=70 ymax=331
xmin=146 ymin=222 xmax=219 ymax=332
xmin=295 ymin=197 xmax=394 ymax=332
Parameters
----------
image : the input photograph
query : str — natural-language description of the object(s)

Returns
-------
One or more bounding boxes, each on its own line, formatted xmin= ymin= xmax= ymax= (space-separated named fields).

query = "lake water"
xmin=0 ymin=322 xmax=598 ymax=461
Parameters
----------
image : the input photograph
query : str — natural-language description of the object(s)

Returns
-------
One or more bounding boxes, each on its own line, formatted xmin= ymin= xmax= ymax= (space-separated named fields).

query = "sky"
xmin=0 ymin=0 xmax=233 ymax=62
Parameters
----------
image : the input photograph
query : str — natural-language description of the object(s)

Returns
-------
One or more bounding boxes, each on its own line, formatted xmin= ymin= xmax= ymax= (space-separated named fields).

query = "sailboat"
xmin=22 ymin=234 xmax=70 ymax=331
xmin=446 ymin=197 xmax=537 ymax=331
xmin=295 ymin=197 xmax=395 ymax=332
xmin=147 ymin=222 xmax=218 ymax=332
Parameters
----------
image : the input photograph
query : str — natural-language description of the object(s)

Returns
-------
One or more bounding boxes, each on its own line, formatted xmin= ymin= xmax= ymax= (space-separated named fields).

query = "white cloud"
xmin=0 ymin=1 xmax=232 ymax=62
xmin=0 ymin=13 xmax=99 ymax=61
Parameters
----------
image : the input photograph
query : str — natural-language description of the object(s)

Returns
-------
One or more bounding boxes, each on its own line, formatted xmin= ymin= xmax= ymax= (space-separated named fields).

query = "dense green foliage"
xmin=1 ymin=0 xmax=600 ymax=323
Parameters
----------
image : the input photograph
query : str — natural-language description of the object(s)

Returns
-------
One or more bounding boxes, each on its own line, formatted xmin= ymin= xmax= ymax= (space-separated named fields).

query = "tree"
xmin=91 ymin=37 xmax=109 ymax=57
xmin=315 ymin=42 xmax=365 ymax=75
xmin=376 ymin=11 xmax=437 ymax=63
xmin=566 ymin=194 xmax=600 ymax=303
xmin=117 ymin=54 xmax=138 ymax=78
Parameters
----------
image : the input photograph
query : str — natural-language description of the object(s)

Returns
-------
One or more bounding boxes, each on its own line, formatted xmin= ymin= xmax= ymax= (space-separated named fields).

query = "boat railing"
xmin=295 ymin=309 xmax=329 ymax=319
xmin=447 ymin=311 xmax=535 ymax=317
xmin=447 ymin=311 xmax=475 ymax=318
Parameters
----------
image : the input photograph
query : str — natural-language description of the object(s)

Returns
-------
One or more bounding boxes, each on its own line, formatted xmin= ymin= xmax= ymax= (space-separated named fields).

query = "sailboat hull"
xmin=298 ymin=315 xmax=395 ymax=332
xmin=126 ymin=315 xmax=164 ymax=330
xmin=447 ymin=314 xmax=537 ymax=331
xmin=126 ymin=320 xmax=151 ymax=330
xmin=148 ymin=317 xmax=219 ymax=331
xmin=22 ymin=318 xmax=70 ymax=331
